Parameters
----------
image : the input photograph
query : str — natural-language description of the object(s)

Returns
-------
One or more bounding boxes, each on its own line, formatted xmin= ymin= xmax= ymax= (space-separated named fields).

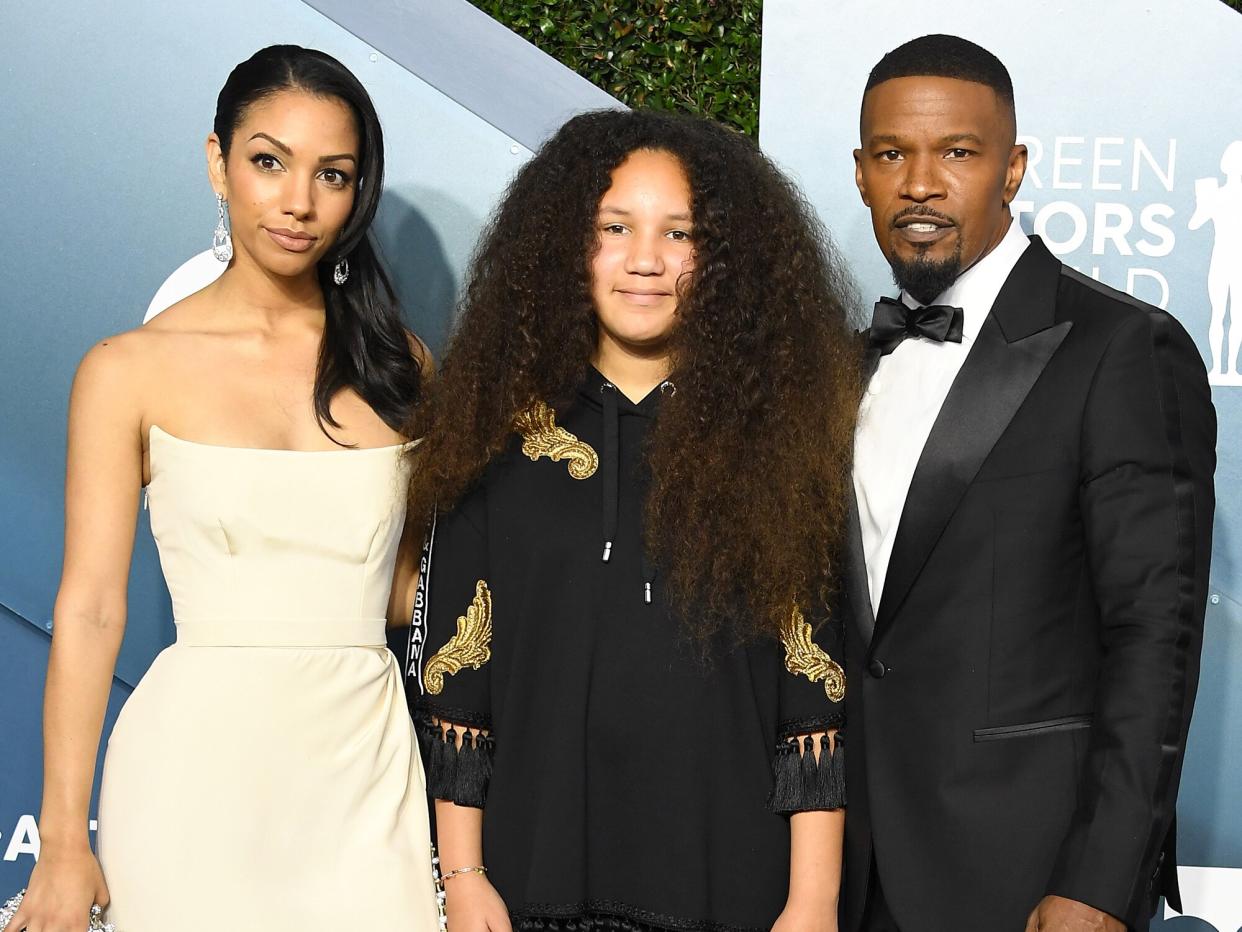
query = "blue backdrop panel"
xmin=0 ymin=0 xmax=612 ymax=897
xmin=760 ymin=0 xmax=1242 ymax=925
xmin=0 ymin=607 xmax=130 ymax=873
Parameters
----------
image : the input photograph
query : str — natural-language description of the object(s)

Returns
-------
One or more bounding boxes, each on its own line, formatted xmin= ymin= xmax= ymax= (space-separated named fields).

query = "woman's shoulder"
xmin=75 ymin=327 xmax=157 ymax=388
xmin=73 ymin=293 xmax=221 ymax=407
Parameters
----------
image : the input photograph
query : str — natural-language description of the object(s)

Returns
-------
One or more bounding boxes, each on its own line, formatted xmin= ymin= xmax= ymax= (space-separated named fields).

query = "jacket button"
xmin=868 ymin=659 xmax=888 ymax=678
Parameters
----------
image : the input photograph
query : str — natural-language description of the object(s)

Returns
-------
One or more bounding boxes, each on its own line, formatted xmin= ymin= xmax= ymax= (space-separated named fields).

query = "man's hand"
xmin=1025 ymin=896 xmax=1125 ymax=932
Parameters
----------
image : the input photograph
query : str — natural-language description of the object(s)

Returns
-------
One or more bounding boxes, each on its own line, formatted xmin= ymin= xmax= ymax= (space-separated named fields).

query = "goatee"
xmin=889 ymin=239 xmax=963 ymax=305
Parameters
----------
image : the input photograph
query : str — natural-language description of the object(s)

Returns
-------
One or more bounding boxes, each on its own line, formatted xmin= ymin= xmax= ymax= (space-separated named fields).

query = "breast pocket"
xmin=973 ymin=714 xmax=1092 ymax=742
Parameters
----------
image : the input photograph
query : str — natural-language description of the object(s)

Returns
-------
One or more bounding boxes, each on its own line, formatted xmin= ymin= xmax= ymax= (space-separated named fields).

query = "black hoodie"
xmin=412 ymin=365 xmax=845 ymax=931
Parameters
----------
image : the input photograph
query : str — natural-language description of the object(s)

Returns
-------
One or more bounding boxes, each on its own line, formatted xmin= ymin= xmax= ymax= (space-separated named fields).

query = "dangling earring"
xmin=212 ymin=193 xmax=233 ymax=262
xmin=333 ymin=257 xmax=350 ymax=285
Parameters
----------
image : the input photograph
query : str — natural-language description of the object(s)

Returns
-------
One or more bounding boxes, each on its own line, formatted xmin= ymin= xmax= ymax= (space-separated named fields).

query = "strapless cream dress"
xmin=97 ymin=426 xmax=438 ymax=931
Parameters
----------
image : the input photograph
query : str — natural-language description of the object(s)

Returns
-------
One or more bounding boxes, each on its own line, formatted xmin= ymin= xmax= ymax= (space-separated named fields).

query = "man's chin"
xmin=887 ymin=241 xmax=947 ymax=265
xmin=887 ymin=250 xmax=963 ymax=305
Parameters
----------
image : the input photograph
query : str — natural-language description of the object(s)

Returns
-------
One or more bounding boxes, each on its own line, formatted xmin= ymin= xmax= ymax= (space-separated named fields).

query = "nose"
xmin=282 ymin=170 xmax=315 ymax=220
xmin=625 ymin=232 xmax=665 ymax=275
xmin=898 ymin=152 xmax=946 ymax=203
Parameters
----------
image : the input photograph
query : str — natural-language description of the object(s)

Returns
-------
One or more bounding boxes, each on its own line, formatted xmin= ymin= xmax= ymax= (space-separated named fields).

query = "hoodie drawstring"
xmin=640 ymin=551 xmax=656 ymax=605
xmin=601 ymin=381 xmax=618 ymax=564
xmin=599 ymin=378 xmax=658 ymax=604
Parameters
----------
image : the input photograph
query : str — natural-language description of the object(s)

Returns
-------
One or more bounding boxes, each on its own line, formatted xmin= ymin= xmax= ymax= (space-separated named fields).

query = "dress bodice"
xmin=146 ymin=425 xmax=411 ymax=646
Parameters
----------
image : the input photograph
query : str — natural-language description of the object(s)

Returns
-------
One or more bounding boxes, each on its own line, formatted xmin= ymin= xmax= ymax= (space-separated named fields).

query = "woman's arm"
xmin=774 ymin=731 xmax=844 ymax=932
xmin=10 ymin=338 xmax=145 ymax=930
xmin=432 ymin=722 xmax=511 ymax=932
xmin=388 ymin=333 xmax=434 ymax=628
xmin=386 ymin=519 xmax=423 ymax=628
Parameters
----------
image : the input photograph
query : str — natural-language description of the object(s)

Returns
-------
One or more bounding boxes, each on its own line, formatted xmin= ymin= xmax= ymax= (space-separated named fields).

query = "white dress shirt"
xmin=853 ymin=219 xmax=1031 ymax=614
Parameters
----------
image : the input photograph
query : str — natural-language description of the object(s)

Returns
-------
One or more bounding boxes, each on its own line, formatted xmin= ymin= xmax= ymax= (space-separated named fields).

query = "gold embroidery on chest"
xmin=514 ymin=401 xmax=599 ymax=479
xmin=424 ymin=580 xmax=493 ymax=696
xmin=781 ymin=606 xmax=846 ymax=702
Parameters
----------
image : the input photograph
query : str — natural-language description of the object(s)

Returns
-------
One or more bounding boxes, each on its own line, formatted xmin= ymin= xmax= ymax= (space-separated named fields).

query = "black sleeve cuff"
xmin=416 ymin=712 xmax=494 ymax=808
xmin=768 ymin=731 xmax=845 ymax=813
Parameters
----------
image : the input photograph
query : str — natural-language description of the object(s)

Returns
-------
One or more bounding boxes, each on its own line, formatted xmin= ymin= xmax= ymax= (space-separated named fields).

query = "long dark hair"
xmin=409 ymin=109 xmax=863 ymax=643
xmin=214 ymin=44 xmax=421 ymax=436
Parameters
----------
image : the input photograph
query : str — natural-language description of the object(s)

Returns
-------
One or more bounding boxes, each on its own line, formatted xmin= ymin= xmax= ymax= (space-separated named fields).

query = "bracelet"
xmin=442 ymin=865 xmax=488 ymax=882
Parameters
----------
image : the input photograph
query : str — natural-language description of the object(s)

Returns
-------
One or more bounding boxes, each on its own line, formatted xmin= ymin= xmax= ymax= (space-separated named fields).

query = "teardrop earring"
xmin=333 ymin=257 xmax=350 ymax=285
xmin=212 ymin=193 xmax=233 ymax=262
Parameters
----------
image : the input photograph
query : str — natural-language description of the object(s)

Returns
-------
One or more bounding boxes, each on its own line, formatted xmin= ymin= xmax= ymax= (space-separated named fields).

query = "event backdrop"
xmin=3 ymin=0 xmax=1238 ymax=926
xmin=0 ymin=0 xmax=614 ymax=896
xmin=760 ymin=0 xmax=1242 ymax=927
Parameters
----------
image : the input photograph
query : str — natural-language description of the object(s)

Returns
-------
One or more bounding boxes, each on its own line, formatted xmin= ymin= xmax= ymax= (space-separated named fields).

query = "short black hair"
xmin=865 ymin=34 xmax=1013 ymax=105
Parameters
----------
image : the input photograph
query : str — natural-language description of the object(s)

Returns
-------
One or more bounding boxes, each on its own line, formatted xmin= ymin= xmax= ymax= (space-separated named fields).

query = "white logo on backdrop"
xmin=1 ymin=814 xmax=98 ymax=862
xmin=1012 ymin=135 xmax=1177 ymax=310
xmin=1012 ymin=135 xmax=1242 ymax=389
xmin=144 ymin=249 xmax=226 ymax=322
xmin=1164 ymin=866 xmax=1242 ymax=930
xmin=1189 ymin=141 xmax=1242 ymax=386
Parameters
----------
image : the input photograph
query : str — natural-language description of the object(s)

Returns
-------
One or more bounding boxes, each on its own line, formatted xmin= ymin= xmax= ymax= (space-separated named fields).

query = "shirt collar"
xmin=900 ymin=217 xmax=1030 ymax=344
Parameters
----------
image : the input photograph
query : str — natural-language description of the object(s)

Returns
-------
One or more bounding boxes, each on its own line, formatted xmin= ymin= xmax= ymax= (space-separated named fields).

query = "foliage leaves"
xmin=470 ymin=0 xmax=762 ymax=136
xmin=474 ymin=0 xmax=1240 ymax=137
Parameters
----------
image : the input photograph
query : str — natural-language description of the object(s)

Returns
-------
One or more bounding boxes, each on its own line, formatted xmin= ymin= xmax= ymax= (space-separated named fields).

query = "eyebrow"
xmin=940 ymin=133 xmax=985 ymax=146
xmin=248 ymin=132 xmax=357 ymax=163
xmin=868 ymin=132 xmax=986 ymax=146
xmin=599 ymin=206 xmax=693 ymax=221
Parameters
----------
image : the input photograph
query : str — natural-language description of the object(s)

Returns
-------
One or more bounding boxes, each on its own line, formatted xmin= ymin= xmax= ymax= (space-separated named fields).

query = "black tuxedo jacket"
xmin=841 ymin=236 xmax=1216 ymax=932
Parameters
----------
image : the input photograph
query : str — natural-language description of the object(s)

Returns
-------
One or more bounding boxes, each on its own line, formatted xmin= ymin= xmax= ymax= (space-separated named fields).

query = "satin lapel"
xmin=863 ymin=341 xmax=882 ymax=380
xmin=871 ymin=237 xmax=1071 ymax=643
xmin=844 ymin=489 xmax=875 ymax=646
xmin=847 ymin=339 xmax=882 ymax=646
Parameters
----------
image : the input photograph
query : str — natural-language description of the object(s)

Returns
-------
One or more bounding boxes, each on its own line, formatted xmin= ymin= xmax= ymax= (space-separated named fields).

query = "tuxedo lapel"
xmin=844 ymin=489 xmax=876 ymax=646
xmin=870 ymin=237 xmax=1071 ymax=644
xmin=846 ymin=339 xmax=883 ymax=645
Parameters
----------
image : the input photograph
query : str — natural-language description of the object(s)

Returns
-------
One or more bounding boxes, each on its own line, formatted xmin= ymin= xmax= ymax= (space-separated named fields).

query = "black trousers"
xmin=862 ymin=861 xmax=901 ymax=932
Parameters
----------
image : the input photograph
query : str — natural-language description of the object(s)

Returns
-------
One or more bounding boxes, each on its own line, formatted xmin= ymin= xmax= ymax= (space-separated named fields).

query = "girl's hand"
xmin=444 ymin=873 xmax=512 ymax=931
xmin=5 ymin=844 xmax=110 ymax=932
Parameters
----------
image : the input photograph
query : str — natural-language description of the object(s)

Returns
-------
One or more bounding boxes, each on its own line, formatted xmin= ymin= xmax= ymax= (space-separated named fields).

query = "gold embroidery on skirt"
xmin=781 ymin=606 xmax=846 ymax=702
xmin=424 ymin=580 xmax=493 ymax=696
xmin=514 ymin=401 xmax=599 ymax=479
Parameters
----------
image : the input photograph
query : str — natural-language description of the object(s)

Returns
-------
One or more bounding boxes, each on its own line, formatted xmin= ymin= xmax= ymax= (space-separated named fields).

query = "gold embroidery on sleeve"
xmin=424 ymin=580 xmax=493 ymax=696
xmin=514 ymin=401 xmax=599 ymax=479
xmin=781 ymin=606 xmax=846 ymax=702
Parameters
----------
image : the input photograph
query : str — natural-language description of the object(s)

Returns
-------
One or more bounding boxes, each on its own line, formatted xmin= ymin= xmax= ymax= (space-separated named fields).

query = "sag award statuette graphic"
xmin=1190 ymin=140 xmax=1242 ymax=386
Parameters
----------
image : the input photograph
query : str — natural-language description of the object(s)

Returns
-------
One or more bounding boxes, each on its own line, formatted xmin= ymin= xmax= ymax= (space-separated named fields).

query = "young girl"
xmin=10 ymin=46 xmax=438 ymax=932
xmin=408 ymin=109 xmax=861 ymax=932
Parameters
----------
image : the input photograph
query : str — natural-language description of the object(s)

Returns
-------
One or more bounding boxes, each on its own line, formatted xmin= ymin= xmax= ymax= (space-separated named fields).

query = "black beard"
xmin=888 ymin=239 xmax=964 ymax=305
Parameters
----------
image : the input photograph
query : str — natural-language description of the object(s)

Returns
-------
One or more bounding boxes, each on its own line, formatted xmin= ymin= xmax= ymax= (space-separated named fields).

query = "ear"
xmin=206 ymin=133 xmax=228 ymax=199
xmin=853 ymin=149 xmax=870 ymax=207
xmin=1002 ymin=143 xmax=1027 ymax=205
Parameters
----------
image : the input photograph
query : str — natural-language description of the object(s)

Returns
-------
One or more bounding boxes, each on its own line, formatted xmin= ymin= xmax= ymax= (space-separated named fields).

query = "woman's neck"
xmin=212 ymin=252 xmax=326 ymax=326
xmin=592 ymin=335 xmax=671 ymax=404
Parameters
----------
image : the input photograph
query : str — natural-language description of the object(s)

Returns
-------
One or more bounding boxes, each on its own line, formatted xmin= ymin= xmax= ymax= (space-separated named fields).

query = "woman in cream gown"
xmin=97 ymin=426 xmax=434 ymax=928
xmin=11 ymin=46 xmax=438 ymax=932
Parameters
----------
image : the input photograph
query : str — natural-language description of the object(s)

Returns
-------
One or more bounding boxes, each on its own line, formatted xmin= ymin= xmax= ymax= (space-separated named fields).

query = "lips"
xmin=264 ymin=227 xmax=318 ymax=253
xmin=616 ymin=288 xmax=672 ymax=307
xmin=893 ymin=214 xmax=955 ymax=247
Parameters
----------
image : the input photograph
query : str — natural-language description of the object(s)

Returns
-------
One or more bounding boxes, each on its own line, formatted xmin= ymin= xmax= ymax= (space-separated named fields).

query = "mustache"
xmin=890 ymin=207 xmax=957 ymax=228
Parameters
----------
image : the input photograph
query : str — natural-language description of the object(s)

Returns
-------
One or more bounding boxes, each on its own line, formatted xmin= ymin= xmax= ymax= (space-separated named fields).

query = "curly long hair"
xmin=408 ymin=109 xmax=863 ymax=643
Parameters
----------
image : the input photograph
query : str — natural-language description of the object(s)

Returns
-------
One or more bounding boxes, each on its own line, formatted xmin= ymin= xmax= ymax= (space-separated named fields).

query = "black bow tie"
xmin=868 ymin=296 xmax=965 ymax=357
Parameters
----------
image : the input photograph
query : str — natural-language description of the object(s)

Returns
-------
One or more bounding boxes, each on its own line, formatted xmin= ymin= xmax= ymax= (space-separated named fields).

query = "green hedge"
xmin=473 ymin=0 xmax=1240 ymax=137
xmin=470 ymin=0 xmax=761 ymax=136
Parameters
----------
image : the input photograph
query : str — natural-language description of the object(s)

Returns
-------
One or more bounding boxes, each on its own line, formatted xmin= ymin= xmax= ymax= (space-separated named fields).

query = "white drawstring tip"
xmin=602 ymin=541 xmax=612 ymax=562
xmin=644 ymin=582 xmax=652 ymax=604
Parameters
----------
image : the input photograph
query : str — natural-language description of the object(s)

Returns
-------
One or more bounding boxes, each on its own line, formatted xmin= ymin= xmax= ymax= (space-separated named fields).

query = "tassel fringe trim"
xmin=767 ymin=731 xmax=845 ymax=813
xmin=418 ymin=716 xmax=494 ymax=808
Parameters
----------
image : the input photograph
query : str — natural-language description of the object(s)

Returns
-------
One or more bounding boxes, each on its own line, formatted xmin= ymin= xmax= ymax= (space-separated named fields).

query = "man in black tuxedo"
xmin=841 ymin=34 xmax=1216 ymax=932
